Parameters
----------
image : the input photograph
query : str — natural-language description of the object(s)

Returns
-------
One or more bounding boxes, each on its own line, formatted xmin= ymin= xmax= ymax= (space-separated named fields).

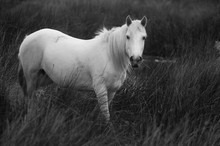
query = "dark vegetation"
xmin=0 ymin=0 xmax=220 ymax=145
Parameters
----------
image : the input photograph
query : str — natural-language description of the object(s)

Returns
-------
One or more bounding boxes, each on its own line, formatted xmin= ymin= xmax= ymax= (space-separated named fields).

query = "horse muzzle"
xmin=130 ymin=56 xmax=142 ymax=68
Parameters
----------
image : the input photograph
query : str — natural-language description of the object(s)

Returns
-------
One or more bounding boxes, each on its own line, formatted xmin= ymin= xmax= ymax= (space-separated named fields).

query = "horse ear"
xmin=141 ymin=16 xmax=147 ymax=27
xmin=126 ymin=15 xmax=132 ymax=26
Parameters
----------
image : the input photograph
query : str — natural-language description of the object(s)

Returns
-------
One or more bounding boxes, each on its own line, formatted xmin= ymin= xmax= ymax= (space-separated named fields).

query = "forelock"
xmin=127 ymin=20 xmax=145 ymax=34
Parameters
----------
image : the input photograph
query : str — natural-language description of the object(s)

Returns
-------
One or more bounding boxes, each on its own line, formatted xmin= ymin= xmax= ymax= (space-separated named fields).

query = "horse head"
xmin=125 ymin=15 xmax=147 ymax=68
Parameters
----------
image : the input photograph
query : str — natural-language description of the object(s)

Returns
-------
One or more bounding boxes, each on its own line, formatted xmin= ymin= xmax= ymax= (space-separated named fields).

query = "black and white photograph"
xmin=0 ymin=0 xmax=220 ymax=145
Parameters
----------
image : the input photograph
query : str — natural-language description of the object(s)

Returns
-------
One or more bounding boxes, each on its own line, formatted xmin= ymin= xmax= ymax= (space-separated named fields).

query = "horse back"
xmin=18 ymin=29 xmax=68 ymax=72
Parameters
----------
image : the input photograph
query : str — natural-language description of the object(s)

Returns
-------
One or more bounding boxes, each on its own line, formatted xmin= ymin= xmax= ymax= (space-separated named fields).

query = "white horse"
xmin=18 ymin=15 xmax=147 ymax=122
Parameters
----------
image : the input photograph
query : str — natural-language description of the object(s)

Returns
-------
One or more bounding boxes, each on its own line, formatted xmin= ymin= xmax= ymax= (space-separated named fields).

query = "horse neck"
xmin=108 ymin=25 xmax=130 ymax=72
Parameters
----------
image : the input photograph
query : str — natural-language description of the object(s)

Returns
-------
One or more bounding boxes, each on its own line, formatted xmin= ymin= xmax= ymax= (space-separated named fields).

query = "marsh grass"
xmin=0 ymin=0 xmax=220 ymax=145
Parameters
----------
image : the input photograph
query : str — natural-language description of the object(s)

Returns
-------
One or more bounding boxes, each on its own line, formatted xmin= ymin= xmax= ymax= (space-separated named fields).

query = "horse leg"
xmin=26 ymin=71 xmax=38 ymax=97
xmin=93 ymin=78 xmax=110 ymax=122
xmin=108 ymin=91 xmax=116 ymax=106
xmin=18 ymin=62 xmax=27 ymax=96
xmin=36 ymin=69 xmax=53 ymax=88
xmin=26 ymin=69 xmax=53 ymax=95
xmin=107 ymin=91 xmax=116 ymax=121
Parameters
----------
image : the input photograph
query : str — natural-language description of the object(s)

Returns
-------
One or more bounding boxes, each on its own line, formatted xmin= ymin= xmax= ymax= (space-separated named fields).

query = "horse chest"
xmin=105 ymin=71 xmax=126 ymax=91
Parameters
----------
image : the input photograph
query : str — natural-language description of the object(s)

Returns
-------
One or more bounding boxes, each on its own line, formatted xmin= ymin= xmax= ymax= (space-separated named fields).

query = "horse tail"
xmin=18 ymin=61 xmax=27 ymax=96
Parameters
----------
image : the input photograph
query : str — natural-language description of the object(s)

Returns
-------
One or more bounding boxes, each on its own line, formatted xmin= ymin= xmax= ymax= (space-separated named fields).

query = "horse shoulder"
xmin=112 ymin=71 xmax=127 ymax=89
xmin=103 ymin=66 xmax=127 ymax=91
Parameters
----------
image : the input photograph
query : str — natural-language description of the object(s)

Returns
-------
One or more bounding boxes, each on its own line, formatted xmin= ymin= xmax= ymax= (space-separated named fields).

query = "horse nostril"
xmin=136 ymin=56 xmax=142 ymax=62
xmin=130 ymin=56 xmax=142 ymax=62
xmin=130 ymin=56 xmax=134 ymax=62
xmin=139 ymin=57 xmax=143 ymax=62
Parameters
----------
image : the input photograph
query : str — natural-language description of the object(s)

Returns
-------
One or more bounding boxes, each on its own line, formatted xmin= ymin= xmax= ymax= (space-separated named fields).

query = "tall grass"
xmin=0 ymin=0 xmax=220 ymax=145
xmin=0 ymin=0 xmax=219 ymax=56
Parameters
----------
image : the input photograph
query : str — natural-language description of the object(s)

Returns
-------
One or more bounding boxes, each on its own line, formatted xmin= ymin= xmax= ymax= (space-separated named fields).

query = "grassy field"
xmin=0 ymin=0 xmax=220 ymax=145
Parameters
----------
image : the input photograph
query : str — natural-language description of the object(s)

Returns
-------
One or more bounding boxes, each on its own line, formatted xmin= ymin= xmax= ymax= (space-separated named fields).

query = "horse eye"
xmin=126 ymin=35 xmax=130 ymax=40
xmin=143 ymin=36 xmax=146 ymax=40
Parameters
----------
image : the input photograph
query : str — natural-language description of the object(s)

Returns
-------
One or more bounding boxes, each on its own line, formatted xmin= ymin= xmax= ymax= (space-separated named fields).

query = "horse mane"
xmin=96 ymin=25 xmax=130 ymax=72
